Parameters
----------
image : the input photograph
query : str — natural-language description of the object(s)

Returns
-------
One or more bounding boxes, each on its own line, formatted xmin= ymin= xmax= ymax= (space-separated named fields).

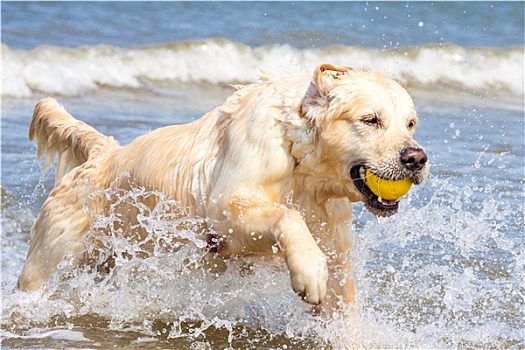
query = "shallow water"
xmin=2 ymin=2 xmax=524 ymax=349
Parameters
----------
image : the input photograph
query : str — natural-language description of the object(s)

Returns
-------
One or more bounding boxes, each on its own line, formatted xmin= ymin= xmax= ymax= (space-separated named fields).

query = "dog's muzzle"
xmin=350 ymin=148 xmax=428 ymax=217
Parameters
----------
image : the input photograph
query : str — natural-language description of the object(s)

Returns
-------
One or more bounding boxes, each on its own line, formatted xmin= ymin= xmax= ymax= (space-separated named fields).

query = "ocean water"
xmin=1 ymin=2 xmax=524 ymax=349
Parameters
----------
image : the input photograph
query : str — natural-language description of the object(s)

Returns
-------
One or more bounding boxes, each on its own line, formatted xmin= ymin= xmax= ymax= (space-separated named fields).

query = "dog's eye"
xmin=407 ymin=120 xmax=416 ymax=129
xmin=362 ymin=115 xmax=381 ymax=127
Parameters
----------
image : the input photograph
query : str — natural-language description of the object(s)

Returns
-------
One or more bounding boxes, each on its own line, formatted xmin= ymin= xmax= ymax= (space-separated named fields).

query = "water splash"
xmin=1 ymin=175 xmax=523 ymax=348
xmin=353 ymin=175 xmax=523 ymax=348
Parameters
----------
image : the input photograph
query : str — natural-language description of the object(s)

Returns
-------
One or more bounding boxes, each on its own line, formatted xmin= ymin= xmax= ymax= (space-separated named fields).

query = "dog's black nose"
xmin=400 ymin=147 xmax=428 ymax=171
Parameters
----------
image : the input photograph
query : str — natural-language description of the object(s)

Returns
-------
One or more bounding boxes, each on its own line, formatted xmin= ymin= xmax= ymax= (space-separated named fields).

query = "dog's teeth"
xmin=360 ymin=167 xmax=366 ymax=180
xmin=378 ymin=196 xmax=383 ymax=203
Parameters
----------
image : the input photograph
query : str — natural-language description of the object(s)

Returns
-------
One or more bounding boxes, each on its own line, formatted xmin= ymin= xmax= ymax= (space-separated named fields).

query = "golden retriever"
xmin=18 ymin=63 xmax=429 ymax=314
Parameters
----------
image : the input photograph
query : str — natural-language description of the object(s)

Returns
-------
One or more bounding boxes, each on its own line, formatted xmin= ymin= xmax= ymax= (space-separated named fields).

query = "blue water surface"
xmin=2 ymin=1 xmax=524 ymax=50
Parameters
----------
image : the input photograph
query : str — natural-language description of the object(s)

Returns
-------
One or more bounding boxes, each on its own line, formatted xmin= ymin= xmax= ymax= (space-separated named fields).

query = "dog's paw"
xmin=286 ymin=249 xmax=328 ymax=305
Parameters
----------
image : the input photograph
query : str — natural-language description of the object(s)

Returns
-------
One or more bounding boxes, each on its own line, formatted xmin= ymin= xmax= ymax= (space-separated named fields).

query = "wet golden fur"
xmin=18 ymin=64 xmax=428 ymax=314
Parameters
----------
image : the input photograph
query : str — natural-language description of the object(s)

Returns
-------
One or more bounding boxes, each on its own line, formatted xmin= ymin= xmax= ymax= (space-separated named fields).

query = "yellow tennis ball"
xmin=365 ymin=169 xmax=413 ymax=200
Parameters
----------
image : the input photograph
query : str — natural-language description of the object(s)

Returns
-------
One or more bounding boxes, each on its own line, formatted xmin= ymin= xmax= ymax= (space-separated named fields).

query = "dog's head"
xmin=298 ymin=63 xmax=429 ymax=217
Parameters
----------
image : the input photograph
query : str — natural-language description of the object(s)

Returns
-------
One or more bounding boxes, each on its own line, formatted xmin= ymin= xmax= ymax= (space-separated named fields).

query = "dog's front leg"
xmin=274 ymin=210 xmax=328 ymax=305
xmin=214 ymin=197 xmax=328 ymax=305
xmin=307 ymin=198 xmax=356 ymax=315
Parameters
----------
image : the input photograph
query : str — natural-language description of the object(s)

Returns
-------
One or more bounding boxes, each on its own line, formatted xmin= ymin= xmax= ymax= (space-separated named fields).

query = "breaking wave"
xmin=2 ymin=38 xmax=523 ymax=100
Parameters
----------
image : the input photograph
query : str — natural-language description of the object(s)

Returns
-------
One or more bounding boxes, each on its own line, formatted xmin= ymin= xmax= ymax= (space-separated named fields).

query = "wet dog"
xmin=18 ymin=64 xmax=429 ymax=314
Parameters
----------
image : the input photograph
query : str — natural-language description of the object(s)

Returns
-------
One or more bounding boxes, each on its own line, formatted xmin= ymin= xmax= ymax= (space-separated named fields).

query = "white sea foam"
xmin=2 ymin=39 xmax=523 ymax=99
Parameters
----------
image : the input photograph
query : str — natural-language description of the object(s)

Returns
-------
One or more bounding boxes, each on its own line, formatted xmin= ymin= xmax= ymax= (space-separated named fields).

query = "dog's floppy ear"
xmin=301 ymin=63 xmax=351 ymax=121
xmin=313 ymin=63 xmax=351 ymax=95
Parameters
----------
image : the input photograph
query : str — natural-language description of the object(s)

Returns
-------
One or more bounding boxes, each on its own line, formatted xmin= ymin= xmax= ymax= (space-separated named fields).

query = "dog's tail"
xmin=30 ymin=97 xmax=120 ymax=183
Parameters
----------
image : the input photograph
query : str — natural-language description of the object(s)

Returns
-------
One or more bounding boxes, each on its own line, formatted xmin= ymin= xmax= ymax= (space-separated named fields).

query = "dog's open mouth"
xmin=350 ymin=165 xmax=399 ymax=217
